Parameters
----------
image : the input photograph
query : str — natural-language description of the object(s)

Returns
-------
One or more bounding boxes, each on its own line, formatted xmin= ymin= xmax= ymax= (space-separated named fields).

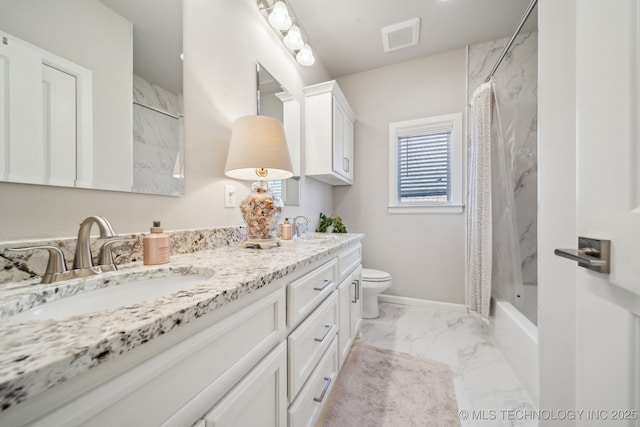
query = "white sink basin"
xmin=9 ymin=269 xmax=213 ymax=322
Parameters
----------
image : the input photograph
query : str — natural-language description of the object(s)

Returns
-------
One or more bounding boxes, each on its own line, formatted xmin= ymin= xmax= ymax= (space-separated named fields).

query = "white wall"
xmin=0 ymin=0 xmax=333 ymax=241
xmin=335 ymin=49 xmax=467 ymax=304
xmin=537 ymin=0 xmax=577 ymax=420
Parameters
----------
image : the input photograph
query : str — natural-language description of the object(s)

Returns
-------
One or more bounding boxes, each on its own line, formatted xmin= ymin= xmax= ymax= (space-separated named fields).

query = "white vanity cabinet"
xmin=304 ymin=80 xmax=356 ymax=185
xmin=2 ymin=239 xmax=363 ymax=427
xmin=4 ymin=285 xmax=287 ymax=427
xmin=286 ymin=242 xmax=362 ymax=426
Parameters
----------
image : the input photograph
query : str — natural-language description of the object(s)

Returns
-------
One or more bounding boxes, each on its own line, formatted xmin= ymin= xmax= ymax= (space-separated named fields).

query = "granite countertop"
xmin=0 ymin=233 xmax=363 ymax=412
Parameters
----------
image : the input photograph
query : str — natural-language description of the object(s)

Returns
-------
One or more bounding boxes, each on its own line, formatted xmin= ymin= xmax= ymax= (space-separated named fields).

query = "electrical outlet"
xmin=224 ymin=185 xmax=237 ymax=208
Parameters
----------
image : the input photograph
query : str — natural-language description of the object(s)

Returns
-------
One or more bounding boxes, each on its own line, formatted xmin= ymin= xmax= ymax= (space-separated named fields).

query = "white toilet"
xmin=361 ymin=268 xmax=392 ymax=319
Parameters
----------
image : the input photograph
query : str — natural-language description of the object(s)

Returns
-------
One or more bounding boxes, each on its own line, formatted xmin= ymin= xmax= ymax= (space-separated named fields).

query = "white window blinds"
xmin=269 ymin=179 xmax=283 ymax=198
xmin=397 ymin=125 xmax=452 ymax=203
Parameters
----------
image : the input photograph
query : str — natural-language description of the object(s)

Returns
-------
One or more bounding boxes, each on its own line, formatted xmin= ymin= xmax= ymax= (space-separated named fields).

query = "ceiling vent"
xmin=381 ymin=17 xmax=421 ymax=53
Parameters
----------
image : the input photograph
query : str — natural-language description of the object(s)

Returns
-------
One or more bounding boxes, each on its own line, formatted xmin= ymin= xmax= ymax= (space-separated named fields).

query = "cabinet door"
xmin=332 ymin=98 xmax=354 ymax=182
xmin=204 ymin=341 xmax=287 ymax=427
xmin=342 ymin=116 xmax=354 ymax=181
xmin=350 ymin=266 xmax=362 ymax=338
xmin=331 ymin=97 xmax=346 ymax=179
xmin=337 ymin=275 xmax=352 ymax=369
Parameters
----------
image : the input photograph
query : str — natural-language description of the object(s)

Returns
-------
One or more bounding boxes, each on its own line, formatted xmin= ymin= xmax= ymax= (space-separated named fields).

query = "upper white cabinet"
xmin=304 ymin=81 xmax=356 ymax=185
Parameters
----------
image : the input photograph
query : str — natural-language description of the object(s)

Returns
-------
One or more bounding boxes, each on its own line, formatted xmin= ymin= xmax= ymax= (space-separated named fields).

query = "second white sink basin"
xmin=297 ymin=233 xmax=340 ymax=241
xmin=9 ymin=269 xmax=213 ymax=322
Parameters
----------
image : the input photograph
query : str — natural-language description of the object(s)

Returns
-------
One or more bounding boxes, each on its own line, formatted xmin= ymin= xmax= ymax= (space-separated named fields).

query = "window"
xmin=268 ymin=179 xmax=283 ymax=198
xmin=388 ymin=113 xmax=463 ymax=213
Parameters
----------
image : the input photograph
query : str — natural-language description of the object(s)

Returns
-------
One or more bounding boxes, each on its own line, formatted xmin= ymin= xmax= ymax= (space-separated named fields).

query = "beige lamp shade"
xmin=225 ymin=115 xmax=294 ymax=180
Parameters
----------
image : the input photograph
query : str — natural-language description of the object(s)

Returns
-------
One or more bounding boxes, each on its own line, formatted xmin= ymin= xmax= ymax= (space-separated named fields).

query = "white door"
xmin=42 ymin=64 xmax=77 ymax=187
xmin=572 ymin=0 xmax=640 ymax=419
xmin=0 ymin=33 xmax=44 ymax=184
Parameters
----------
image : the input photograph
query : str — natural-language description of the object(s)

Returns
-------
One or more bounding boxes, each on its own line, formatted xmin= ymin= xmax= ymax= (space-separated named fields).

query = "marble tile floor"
xmin=359 ymin=302 xmax=537 ymax=427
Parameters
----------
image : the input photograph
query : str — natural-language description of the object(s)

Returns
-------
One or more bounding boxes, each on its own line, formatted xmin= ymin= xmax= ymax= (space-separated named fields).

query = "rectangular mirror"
xmin=0 ymin=0 xmax=184 ymax=196
xmin=256 ymin=62 xmax=300 ymax=205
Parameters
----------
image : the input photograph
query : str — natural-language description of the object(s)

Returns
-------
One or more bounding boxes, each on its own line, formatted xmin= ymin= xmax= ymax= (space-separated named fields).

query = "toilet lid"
xmin=362 ymin=268 xmax=391 ymax=282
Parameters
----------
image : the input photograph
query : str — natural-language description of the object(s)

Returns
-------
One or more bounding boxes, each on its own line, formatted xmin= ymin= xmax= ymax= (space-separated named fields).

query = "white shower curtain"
xmin=466 ymin=81 xmax=493 ymax=319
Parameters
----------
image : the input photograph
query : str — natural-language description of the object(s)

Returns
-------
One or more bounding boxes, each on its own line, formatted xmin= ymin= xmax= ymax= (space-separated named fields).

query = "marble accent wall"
xmin=132 ymin=74 xmax=184 ymax=196
xmin=468 ymin=32 xmax=538 ymax=299
xmin=0 ymin=226 xmax=246 ymax=285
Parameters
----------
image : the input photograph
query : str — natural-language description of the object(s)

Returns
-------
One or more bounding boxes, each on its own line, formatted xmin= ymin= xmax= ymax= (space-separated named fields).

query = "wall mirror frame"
xmin=0 ymin=0 xmax=184 ymax=196
xmin=256 ymin=62 xmax=301 ymax=206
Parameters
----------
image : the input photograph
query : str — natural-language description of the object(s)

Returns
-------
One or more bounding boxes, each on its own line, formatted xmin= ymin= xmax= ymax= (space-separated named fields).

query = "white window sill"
xmin=387 ymin=204 xmax=465 ymax=214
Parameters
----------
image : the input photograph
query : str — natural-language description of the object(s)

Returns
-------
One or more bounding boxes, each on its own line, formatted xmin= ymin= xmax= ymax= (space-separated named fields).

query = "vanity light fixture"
xmin=295 ymin=43 xmax=315 ymax=66
xmin=268 ymin=1 xmax=292 ymax=31
xmin=258 ymin=0 xmax=315 ymax=67
xmin=283 ymin=25 xmax=304 ymax=51
xmin=225 ymin=115 xmax=294 ymax=249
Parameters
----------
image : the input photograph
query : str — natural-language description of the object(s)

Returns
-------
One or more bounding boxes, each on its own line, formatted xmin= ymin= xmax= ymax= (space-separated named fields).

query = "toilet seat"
xmin=362 ymin=268 xmax=391 ymax=282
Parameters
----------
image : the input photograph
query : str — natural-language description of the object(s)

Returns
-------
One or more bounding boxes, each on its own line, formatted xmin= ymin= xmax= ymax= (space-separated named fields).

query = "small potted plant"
xmin=316 ymin=213 xmax=348 ymax=233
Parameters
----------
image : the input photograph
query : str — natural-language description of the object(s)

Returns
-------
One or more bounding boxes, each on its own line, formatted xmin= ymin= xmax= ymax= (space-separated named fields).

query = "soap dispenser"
xmin=281 ymin=218 xmax=293 ymax=240
xmin=143 ymin=221 xmax=170 ymax=265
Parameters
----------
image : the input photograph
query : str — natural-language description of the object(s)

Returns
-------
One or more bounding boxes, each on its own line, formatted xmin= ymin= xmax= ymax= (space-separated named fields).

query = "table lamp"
xmin=225 ymin=115 xmax=294 ymax=248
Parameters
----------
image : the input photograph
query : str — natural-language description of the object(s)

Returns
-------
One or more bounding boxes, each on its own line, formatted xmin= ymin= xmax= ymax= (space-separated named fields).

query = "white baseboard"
xmin=377 ymin=294 xmax=467 ymax=312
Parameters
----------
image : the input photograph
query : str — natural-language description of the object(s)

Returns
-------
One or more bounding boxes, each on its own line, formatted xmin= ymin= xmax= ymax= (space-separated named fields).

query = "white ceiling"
xmin=286 ymin=0 xmax=538 ymax=78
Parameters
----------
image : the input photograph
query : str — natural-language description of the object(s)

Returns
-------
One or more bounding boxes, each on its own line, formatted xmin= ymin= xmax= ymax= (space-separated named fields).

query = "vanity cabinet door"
xmin=337 ymin=274 xmax=353 ymax=369
xmin=350 ymin=266 xmax=363 ymax=338
xmin=204 ymin=341 xmax=287 ymax=427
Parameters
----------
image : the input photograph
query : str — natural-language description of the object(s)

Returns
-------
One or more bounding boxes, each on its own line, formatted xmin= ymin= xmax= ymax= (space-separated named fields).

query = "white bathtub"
xmin=491 ymin=291 xmax=539 ymax=406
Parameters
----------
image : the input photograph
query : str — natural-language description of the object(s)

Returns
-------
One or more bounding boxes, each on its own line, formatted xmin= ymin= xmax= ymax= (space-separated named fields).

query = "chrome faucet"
xmin=8 ymin=216 xmax=132 ymax=284
xmin=73 ymin=216 xmax=117 ymax=270
xmin=293 ymin=215 xmax=310 ymax=237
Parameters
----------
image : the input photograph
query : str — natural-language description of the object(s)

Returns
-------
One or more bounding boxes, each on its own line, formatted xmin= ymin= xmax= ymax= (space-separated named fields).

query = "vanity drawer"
xmin=287 ymin=258 xmax=337 ymax=329
xmin=337 ymin=243 xmax=361 ymax=282
xmin=287 ymin=290 xmax=338 ymax=400
xmin=287 ymin=337 xmax=339 ymax=427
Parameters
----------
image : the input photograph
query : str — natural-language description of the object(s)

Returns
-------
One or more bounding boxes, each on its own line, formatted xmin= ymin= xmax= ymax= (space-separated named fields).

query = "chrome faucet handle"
xmin=7 ymin=246 xmax=68 ymax=284
xmin=97 ymin=238 xmax=136 ymax=271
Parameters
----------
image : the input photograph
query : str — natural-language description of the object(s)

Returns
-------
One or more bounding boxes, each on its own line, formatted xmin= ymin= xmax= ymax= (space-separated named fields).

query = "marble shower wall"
xmin=132 ymin=74 xmax=184 ymax=196
xmin=468 ymin=31 xmax=538 ymax=291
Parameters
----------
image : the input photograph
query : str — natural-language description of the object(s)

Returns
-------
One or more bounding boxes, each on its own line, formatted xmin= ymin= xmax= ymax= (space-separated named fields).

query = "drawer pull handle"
xmin=314 ymin=376 xmax=333 ymax=402
xmin=352 ymin=279 xmax=360 ymax=303
xmin=314 ymin=324 xmax=334 ymax=342
xmin=314 ymin=279 xmax=333 ymax=291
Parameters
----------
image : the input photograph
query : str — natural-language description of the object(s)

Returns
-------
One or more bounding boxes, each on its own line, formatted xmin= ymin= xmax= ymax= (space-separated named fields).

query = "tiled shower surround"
xmin=132 ymin=74 xmax=184 ymax=196
xmin=468 ymin=31 xmax=538 ymax=313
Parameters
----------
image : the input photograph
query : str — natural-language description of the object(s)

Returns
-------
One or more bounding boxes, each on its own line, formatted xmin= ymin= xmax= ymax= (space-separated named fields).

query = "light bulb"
xmin=296 ymin=43 xmax=315 ymax=66
xmin=283 ymin=25 xmax=304 ymax=51
xmin=268 ymin=1 xmax=292 ymax=31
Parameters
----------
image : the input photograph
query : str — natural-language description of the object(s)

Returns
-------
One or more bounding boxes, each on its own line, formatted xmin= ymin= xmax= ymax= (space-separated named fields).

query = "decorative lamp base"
xmin=239 ymin=180 xmax=284 ymax=249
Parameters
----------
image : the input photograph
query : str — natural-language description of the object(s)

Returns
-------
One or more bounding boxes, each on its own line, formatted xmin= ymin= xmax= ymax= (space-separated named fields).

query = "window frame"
xmin=388 ymin=113 xmax=464 ymax=214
